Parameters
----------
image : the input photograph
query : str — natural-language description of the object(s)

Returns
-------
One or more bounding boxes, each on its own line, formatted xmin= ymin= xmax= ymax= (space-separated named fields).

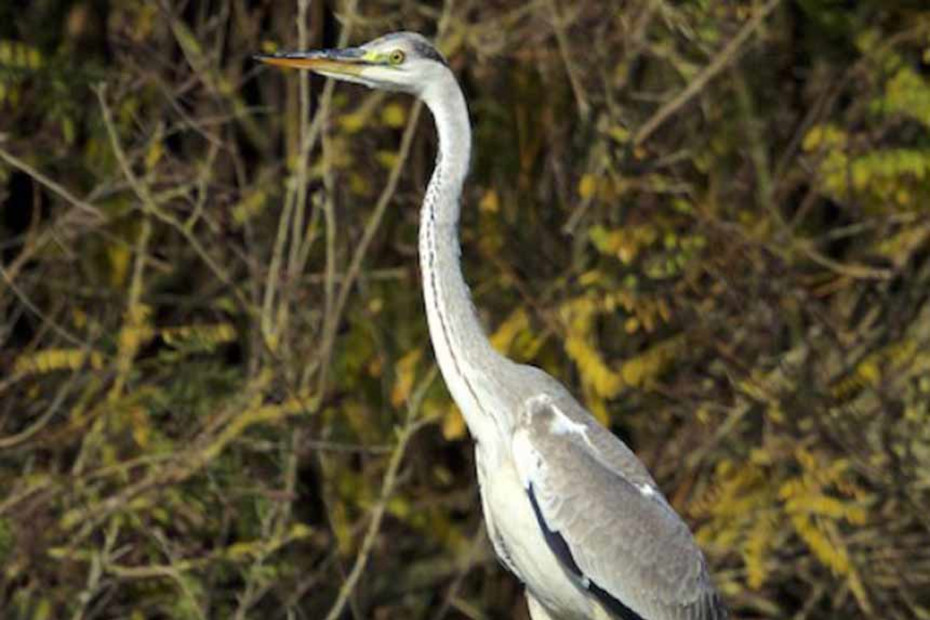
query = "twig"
xmin=0 ymin=361 xmax=82 ymax=450
xmin=260 ymin=0 xmax=361 ymax=355
xmin=94 ymin=86 xmax=252 ymax=313
xmin=286 ymin=0 xmax=319 ymax=298
xmin=0 ymin=145 xmax=104 ymax=220
xmin=0 ymin=145 xmax=106 ymax=295
xmin=544 ymin=0 xmax=590 ymax=119
xmin=0 ymin=265 xmax=86 ymax=346
xmin=95 ymin=85 xmax=158 ymax=214
xmin=95 ymin=84 xmax=155 ymax=400
xmin=429 ymin=524 xmax=490 ymax=620
xmin=72 ymin=519 xmax=122 ymax=620
xmin=799 ymin=245 xmax=893 ymax=281
xmin=261 ymin=175 xmax=297 ymax=342
xmin=322 ymin=367 xmax=438 ymax=620
xmin=305 ymin=102 xmax=424 ymax=391
xmin=308 ymin=0 xmax=361 ymax=393
xmin=631 ymin=0 xmax=782 ymax=147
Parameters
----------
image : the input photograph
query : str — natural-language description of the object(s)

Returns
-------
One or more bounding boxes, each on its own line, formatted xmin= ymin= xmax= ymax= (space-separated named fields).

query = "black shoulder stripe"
xmin=588 ymin=581 xmax=645 ymax=620
xmin=527 ymin=484 xmax=583 ymax=577
xmin=527 ymin=484 xmax=645 ymax=620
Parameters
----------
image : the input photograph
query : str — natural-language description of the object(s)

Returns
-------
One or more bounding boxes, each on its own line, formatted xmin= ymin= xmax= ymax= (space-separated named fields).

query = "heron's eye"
xmin=388 ymin=50 xmax=406 ymax=65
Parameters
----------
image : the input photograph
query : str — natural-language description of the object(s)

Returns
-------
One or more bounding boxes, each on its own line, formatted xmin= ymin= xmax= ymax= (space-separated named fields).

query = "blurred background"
xmin=2 ymin=0 xmax=930 ymax=618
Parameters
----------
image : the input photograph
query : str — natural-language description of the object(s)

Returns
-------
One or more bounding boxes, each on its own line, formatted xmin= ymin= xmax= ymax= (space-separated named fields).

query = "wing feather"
xmin=511 ymin=391 xmax=727 ymax=620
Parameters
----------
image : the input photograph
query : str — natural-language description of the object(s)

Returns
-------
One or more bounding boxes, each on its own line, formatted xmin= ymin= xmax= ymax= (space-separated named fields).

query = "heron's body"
xmin=258 ymin=32 xmax=727 ymax=620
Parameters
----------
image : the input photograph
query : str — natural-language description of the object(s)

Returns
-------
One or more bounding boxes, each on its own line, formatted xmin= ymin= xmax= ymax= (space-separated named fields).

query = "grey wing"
xmin=511 ymin=390 xmax=727 ymax=620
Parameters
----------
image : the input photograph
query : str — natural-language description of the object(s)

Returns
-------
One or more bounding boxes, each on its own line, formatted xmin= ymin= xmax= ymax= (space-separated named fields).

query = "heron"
xmin=256 ymin=32 xmax=728 ymax=620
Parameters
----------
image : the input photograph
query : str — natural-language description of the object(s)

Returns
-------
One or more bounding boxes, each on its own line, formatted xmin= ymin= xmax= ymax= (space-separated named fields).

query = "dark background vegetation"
xmin=2 ymin=0 xmax=930 ymax=618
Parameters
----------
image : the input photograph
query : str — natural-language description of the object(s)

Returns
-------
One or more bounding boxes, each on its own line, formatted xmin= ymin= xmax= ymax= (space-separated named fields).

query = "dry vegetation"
xmin=2 ymin=0 xmax=930 ymax=618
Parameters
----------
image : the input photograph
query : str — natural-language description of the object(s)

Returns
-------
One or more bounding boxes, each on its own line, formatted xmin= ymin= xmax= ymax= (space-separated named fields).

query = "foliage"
xmin=2 ymin=0 xmax=930 ymax=618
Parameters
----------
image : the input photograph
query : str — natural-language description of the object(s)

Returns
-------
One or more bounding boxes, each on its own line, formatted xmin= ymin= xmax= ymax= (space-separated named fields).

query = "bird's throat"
xmin=418 ymin=72 xmax=502 ymax=445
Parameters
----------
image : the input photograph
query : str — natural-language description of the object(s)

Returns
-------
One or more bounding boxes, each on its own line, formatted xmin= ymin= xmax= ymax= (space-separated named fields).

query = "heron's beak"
xmin=253 ymin=48 xmax=369 ymax=76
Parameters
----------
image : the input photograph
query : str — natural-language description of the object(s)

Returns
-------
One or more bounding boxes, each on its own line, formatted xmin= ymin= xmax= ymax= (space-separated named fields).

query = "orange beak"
xmin=253 ymin=48 xmax=368 ymax=76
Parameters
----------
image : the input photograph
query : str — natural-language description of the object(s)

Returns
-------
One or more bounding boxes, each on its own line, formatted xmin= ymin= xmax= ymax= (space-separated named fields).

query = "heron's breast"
xmin=475 ymin=448 xmax=592 ymax=618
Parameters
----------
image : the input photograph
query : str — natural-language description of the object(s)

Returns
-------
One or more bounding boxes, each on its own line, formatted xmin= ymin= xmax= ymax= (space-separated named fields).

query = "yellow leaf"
xmin=565 ymin=336 xmax=623 ymax=398
xmin=145 ymin=139 xmax=163 ymax=171
xmin=160 ymin=322 xmax=236 ymax=349
xmin=71 ymin=309 xmax=87 ymax=330
xmin=375 ymin=150 xmax=399 ymax=169
xmin=802 ymin=126 xmax=824 ymax=151
xmin=130 ymin=406 xmax=150 ymax=448
xmin=442 ymin=404 xmax=466 ymax=440
xmin=490 ymin=308 xmax=528 ymax=354
xmin=338 ymin=112 xmax=367 ymax=134
xmin=479 ymin=189 xmax=500 ymax=213
xmin=231 ymin=189 xmax=268 ymax=226
xmin=744 ymin=514 xmax=776 ymax=589
xmin=289 ymin=523 xmax=315 ymax=540
xmin=348 ymin=172 xmax=372 ymax=196
xmin=332 ymin=502 xmax=353 ymax=555
xmin=619 ymin=337 xmax=682 ymax=388
xmin=33 ymin=599 xmax=52 ymax=620
xmin=578 ymin=270 xmax=602 ymax=286
xmin=14 ymin=349 xmax=104 ymax=375
xmin=857 ymin=360 xmax=881 ymax=385
xmin=203 ymin=396 xmax=314 ymax=462
xmin=388 ymin=496 xmax=412 ymax=518
xmin=107 ymin=243 xmax=132 ymax=288
xmin=62 ymin=117 xmax=76 ymax=145
xmin=225 ymin=541 xmax=259 ymax=560
xmin=381 ymin=103 xmax=407 ymax=128
xmin=578 ymin=174 xmax=597 ymax=199
xmin=606 ymin=125 xmax=630 ymax=143
xmin=391 ymin=350 xmax=423 ymax=408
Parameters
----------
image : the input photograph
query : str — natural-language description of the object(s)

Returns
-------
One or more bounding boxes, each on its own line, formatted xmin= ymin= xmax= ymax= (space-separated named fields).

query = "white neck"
xmin=418 ymin=70 xmax=504 ymax=445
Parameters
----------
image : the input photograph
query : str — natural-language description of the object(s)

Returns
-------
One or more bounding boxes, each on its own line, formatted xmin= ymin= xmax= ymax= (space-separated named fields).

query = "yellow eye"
xmin=389 ymin=49 xmax=406 ymax=65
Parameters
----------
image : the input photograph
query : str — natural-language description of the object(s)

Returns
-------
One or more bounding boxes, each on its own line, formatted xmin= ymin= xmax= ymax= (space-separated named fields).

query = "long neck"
xmin=419 ymin=71 xmax=504 ymax=444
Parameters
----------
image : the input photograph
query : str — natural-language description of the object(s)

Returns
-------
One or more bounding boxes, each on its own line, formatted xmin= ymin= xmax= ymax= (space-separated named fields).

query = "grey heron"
xmin=256 ymin=32 xmax=728 ymax=620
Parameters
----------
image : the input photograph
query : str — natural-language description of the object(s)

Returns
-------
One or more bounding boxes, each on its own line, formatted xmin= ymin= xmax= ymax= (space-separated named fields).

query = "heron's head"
xmin=254 ymin=32 xmax=449 ymax=95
